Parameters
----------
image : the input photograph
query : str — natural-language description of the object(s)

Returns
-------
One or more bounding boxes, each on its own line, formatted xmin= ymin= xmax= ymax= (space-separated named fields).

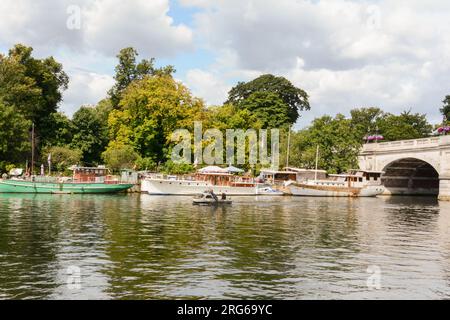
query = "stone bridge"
xmin=359 ymin=135 xmax=450 ymax=201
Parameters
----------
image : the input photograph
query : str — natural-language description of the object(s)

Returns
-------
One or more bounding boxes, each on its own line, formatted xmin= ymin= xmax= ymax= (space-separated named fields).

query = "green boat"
xmin=0 ymin=179 xmax=134 ymax=194
xmin=0 ymin=167 xmax=135 ymax=194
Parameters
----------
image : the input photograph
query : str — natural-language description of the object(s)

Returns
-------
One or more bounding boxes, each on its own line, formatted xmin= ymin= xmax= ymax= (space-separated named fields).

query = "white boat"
xmin=286 ymin=170 xmax=385 ymax=197
xmin=141 ymin=170 xmax=284 ymax=196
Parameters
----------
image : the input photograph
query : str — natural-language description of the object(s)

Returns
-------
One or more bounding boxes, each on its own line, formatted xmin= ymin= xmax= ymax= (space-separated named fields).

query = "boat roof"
xmin=260 ymin=169 xmax=298 ymax=175
xmin=284 ymin=167 xmax=327 ymax=173
xmin=70 ymin=166 xmax=109 ymax=171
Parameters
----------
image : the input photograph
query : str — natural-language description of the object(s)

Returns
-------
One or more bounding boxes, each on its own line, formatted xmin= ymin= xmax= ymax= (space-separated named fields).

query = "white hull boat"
xmin=142 ymin=177 xmax=283 ymax=196
xmin=286 ymin=170 xmax=385 ymax=198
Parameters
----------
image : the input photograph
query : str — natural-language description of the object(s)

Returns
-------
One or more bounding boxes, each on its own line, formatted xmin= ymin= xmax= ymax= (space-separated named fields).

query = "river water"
xmin=0 ymin=194 xmax=449 ymax=300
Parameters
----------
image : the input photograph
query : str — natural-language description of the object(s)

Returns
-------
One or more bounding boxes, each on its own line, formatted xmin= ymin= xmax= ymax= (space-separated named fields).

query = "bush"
xmin=102 ymin=145 xmax=139 ymax=171
xmin=162 ymin=160 xmax=194 ymax=175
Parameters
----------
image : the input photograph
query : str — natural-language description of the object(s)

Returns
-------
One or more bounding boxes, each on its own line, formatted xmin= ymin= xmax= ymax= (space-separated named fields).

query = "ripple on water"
xmin=0 ymin=194 xmax=449 ymax=299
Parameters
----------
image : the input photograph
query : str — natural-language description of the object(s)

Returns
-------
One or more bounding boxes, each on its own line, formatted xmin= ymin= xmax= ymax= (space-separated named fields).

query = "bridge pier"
xmin=439 ymin=177 xmax=450 ymax=201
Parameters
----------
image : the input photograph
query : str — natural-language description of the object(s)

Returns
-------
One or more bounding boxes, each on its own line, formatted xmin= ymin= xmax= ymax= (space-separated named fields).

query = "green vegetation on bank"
xmin=0 ymin=44 xmax=447 ymax=175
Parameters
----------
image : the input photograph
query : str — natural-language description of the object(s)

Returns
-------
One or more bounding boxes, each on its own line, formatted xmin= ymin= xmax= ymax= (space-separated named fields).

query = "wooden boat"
xmin=192 ymin=191 xmax=232 ymax=206
xmin=286 ymin=170 xmax=385 ymax=197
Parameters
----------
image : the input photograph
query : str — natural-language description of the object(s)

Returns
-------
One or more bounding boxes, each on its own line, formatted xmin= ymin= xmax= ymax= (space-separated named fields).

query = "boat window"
xmin=374 ymin=176 xmax=378 ymax=181
xmin=359 ymin=178 xmax=363 ymax=182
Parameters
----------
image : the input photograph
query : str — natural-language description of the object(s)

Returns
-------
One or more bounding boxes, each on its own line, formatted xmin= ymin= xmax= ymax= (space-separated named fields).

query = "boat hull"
xmin=142 ymin=179 xmax=284 ymax=196
xmin=0 ymin=180 xmax=134 ymax=194
xmin=288 ymin=184 xmax=384 ymax=197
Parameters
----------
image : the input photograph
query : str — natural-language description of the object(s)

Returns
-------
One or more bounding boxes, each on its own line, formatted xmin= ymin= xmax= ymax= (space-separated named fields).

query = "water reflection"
xmin=0 ymin=194 xmax=449 ymax=299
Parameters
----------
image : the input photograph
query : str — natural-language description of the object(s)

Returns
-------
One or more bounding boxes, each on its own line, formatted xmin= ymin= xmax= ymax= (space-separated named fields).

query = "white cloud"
xmin=83 ymin=0 xmax=193 ymax=57
xmin=0 ymin=0 xmax=193 ymax=57
xmin=62 ymin=71 xmax=114 ymax=116
xmin=187 ymin=0 xmax=450 ymax=127
xmin=185 ymin=69 xmax=231 ymax=105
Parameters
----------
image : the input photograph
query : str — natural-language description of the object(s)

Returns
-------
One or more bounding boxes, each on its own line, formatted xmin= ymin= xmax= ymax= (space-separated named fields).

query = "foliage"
xmin=0 ymin=101 xmax=31 ymax=165
xmin=287 ymin=114 xmax=360 ymax=174
xmin=0 ymin=44 xmax=68 ymax=147
xmin=440 ymin=95 xmax=450 ymax=123
xmin=108 ymin=47 xmax=175 ymax=107
xmin=226 ymin=74 xmax=310 ymax=126
xmin=135 ymin=157 xmax=157 ymax=171
xmin=101 ymin=144 xmax=140 ymax=171
xmin=378 ymin=110 xmax=432 ymax=141
xmin=108 ymin=75 xmax=206 ymax=163
xmin=43 ymin=112 xmax=75 ymax=147
xmin=162 ymin=160 xmax=194 ymax=175
xmin=71 ymin=105 xmax=110 ymax=165
xmin=42 ymin=146 xmax=82 ymax=173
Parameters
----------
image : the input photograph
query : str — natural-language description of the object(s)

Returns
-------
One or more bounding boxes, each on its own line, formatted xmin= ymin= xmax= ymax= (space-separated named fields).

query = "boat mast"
xmin=314 ymin=145 xmax=319 ymax=181
xmin=31 ymin=123 xmax=35 ymax=176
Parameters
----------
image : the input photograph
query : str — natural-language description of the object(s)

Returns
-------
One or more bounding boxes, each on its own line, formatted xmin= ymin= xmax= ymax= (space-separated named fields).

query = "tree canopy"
xmin=107 ymin=75 xmax=206 ymax=164
xmin=441 ymin=95 xmax=450 ymax=122
xmin=226 ymin=74 xmax=310 ymax=126
xmin=108 ymin=47 xmax=175 ymax=108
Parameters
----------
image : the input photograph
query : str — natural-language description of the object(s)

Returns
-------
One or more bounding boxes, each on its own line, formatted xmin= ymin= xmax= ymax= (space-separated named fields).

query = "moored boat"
xmin=142 ymin=166 xmax=284 ymax=196
xmin=286 ymin=170 xmax=385 ymax=197
xmin=0 ymin=167 xmax=134 ymax=194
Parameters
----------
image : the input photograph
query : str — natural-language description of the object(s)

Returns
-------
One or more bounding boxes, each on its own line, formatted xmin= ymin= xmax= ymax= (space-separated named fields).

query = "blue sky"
xmin=1 ymin=0 xmax=449 ymax=129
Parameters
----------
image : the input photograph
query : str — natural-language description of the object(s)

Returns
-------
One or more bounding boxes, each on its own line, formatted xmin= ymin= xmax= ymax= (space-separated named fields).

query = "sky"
xmin=0 ymin=0 xmax=449 ymax=129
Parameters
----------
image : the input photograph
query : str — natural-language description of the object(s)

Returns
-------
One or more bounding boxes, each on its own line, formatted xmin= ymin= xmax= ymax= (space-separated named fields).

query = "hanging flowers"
xmin=437 ymin=126 xmax=450 ymax=134
xmin=364 ymin=135 xmax=384 ymax=142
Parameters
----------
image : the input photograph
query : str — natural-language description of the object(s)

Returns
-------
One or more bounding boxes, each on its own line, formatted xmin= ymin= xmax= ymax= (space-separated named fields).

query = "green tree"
xmin=108 ymin=47 xmax=175 ymax=107
xmin=441 ymin=95 xmax=450 ymax=122
xmin=101 ymin=144 xmax=140 ymax=171
xmin=288 ymin=114 xmax=360 ymax=174
xmin=226 ymin=74 xmax=310 ymax=126
xmin=239 ymin=92 xmax=291 ymax=128
xmin=0 ymin=44 xmax=69 ymax=149
xmin=42 ymin=146 xmax=82 ymax=173
xmin=378 ymin=110 xmax=432 ymax=141
xmin=350 ymin=107 xmax=387 ymax=140
xmin=0 ymin=101 xmax=31 ymax=170
xmin=71 ymin=105 xmax=109 ymax=165
xmin=108 ymin=75 xmax=206 ymax=163
xmin=43 ymin=112 xmax=74 ymax=147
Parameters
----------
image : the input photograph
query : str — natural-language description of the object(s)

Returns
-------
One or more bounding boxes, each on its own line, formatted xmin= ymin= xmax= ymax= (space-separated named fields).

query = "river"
xmin=0 ymin=194 xmax=449 ymax=299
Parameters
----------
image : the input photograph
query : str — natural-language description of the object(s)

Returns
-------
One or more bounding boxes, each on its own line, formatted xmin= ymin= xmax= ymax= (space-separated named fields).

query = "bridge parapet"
xmin=361 ymin=136 xmax=450 ymax=153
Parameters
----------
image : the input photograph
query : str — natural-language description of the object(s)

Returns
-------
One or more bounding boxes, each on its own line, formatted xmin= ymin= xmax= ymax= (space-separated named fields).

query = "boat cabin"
xmin=195 ymin=172 xmax=255 ymax=187
xmin=259 ymin=170 xmax=298 ymax=184
xmin=71 ymin=166 xmax=111 ymax=183
xmin=328 ymin=170 xmax=384 ymax=187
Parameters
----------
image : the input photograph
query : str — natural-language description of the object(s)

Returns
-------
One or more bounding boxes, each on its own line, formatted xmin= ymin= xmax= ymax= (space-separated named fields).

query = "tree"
xmin=378 ymin=110 xmax=432 ymax=141
xmin=288 ymin=115 xmax=360 ymax=174
xmin=43 ymin=112 xmax=74 ymax=147
xmin=0 ymin=44 xmax=69 ymax=149
xmin=239 ymin=92 xmax=291 ymax=128
xmin=350 ymin=107 xmax=387 ymax=140
xmin=101 ymin=144 xmax=140 ymax=171
xmin=71 ymin=105 xmax=109 ymax=165
xmin=441 ymin=95 xmax=450 ymax=122
xmin=42 ymin=146 xmax=82 ymax=173
xmin=226 ymin=74 xmax=310 ymax=125
xmin=108 ymin=75 xmax=206 ymax=163
xmin=108 ymin=47 xmax=175 ymax=107
xmin=0 ymin=101 xmax=31 ymax=170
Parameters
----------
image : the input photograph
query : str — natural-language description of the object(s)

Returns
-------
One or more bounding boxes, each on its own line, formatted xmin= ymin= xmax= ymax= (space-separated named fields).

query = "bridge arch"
xmin=381 ymin=157 xmax=439 ymax=196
